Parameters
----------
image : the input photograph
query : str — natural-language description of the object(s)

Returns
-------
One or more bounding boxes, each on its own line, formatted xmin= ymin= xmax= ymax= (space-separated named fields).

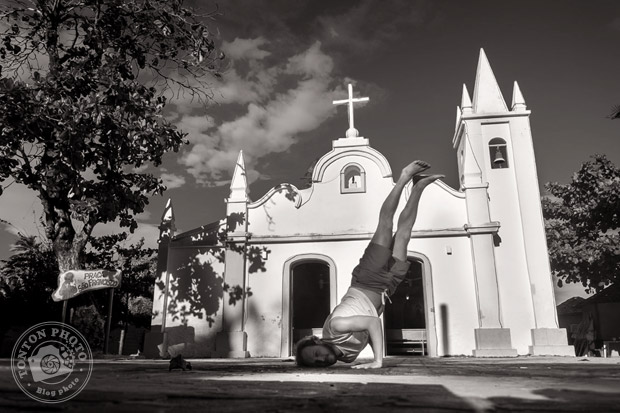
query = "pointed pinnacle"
xmin=461 ymin=84 xmax=473 ymax=114
xmin=511 ymin=81 xmax=527 ymax=111
xmin=472 ymin=48 xmax=508 ymax=113
xmin=229 ymin=150 xmax=249 ymax=201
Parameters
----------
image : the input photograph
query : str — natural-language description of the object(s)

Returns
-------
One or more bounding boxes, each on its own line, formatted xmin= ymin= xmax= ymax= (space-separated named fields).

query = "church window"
xmin=340 ymin=163 xmax=366 ymax=193
xmin=489 ymin=138 xmax=509 ymax=169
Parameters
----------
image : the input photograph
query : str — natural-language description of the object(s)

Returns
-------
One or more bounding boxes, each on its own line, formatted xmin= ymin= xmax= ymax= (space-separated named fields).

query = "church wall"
xmin=410 ymin=183 xmax=467 ymax=231
xmin=481 ymin=122 xmax=537 ymax=353
xmin=160 ymin=247 xmax=225 ymax=357
xmin=411 ymin=236 xmax=479 ymax=356
xmin=248 ymin=153 xmax=467 ymax=239
xmin=245 ymin=235 xmax=480 ymax=358
xmin=248 ymin=159 xmax=391 ymax=237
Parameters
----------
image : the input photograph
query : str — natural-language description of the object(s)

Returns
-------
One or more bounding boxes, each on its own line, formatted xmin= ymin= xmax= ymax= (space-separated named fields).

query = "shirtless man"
xmin=296 ymin=160 xmax=443 ymax=369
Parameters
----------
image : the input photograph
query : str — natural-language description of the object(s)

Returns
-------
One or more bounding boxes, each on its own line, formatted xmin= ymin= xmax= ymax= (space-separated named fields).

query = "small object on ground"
xmin=169 ymin=354 xmax=192 ymax=371
xmin=129 ymin=350 xmax=142 ymax=359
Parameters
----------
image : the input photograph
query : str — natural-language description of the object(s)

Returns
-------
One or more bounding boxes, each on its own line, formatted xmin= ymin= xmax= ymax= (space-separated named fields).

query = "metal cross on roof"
xmin=333 ymin=83 xmax=369 ymax=138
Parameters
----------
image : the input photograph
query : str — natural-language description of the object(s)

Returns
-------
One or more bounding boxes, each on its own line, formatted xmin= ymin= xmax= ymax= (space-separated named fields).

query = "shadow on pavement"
xmin=489 ymin=388 xmax=620 ymax=412
xmin=2 ymin=381 xmax=475 ymax=412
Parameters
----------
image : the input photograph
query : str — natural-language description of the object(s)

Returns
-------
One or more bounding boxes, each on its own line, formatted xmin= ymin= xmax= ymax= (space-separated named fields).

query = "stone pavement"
xmin=1 ymin=356 xmax=620 ymax=412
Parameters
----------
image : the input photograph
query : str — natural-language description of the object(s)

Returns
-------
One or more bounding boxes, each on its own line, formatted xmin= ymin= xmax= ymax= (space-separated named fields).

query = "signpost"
xmin=52 ymin=269 xmax=122 ymax=353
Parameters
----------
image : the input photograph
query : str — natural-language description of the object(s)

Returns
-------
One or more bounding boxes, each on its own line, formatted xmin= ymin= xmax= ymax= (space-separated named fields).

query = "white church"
xmin=145 ymin=49 xmax=574 ymax=359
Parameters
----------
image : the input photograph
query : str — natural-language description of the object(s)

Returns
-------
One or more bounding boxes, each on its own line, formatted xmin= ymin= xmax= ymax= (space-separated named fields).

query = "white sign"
xmin=52 ymin=270 xmax=121 ymax=302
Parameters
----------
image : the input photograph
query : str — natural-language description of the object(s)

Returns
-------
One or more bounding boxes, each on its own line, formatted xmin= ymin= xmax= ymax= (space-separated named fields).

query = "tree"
xmin=542 ymin=154 xmax=620 ymax=293
xmin=0 ymin=0 xmax=224 ymax=274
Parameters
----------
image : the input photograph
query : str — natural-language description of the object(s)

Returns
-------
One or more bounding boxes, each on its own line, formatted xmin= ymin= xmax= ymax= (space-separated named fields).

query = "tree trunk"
xmin=54 ymin=240 xmax=82 ymax=273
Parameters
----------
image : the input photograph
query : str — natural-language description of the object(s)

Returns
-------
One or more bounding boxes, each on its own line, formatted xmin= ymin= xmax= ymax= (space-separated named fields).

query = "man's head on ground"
xmin=295 ymin=336 xmax=338 ymax=367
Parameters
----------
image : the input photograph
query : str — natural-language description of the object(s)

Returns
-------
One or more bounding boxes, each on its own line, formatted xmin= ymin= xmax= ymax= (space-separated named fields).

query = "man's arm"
xmin=329 ymin=315 xmax=383 ymax=369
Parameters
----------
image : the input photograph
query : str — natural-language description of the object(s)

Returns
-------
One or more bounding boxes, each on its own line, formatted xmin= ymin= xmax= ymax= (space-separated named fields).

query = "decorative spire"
xmin=158 ymin=198 xmax=176 ymax=242
xmin=162 ymin=198 xmax=174 ymax=222
xmin=455 ymin=106 xmax=461 ymax=133
xmin=511 ymin=81 xmax=527 ymax=111
xmin=332 ymin=83 xmax=369 ymax=138
xmin=461 ymin=84 xmax=473 ymax=114
xmin=229 ymin=150 xmax=249 ymax=201
xmin=472 ymin=48 xmax=508 ymax=113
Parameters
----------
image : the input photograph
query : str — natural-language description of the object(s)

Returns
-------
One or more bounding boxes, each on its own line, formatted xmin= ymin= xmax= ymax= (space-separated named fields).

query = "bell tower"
xmin=454 ymin=49 xmax=573 ymax=356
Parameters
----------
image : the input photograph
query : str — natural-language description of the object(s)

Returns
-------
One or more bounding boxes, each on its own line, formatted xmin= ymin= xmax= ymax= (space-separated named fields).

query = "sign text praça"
xmin=78 ymin=271 xmax=121 ymax=292
xmin=52 ymin=269 xmax=122 ymax=302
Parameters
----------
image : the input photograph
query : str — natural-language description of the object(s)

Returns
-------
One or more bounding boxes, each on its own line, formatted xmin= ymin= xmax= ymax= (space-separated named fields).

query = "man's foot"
xmin=400 ymin=160 xmax=430 ymax=181
xmin=413 ymin=174 xmax=445 ymax=189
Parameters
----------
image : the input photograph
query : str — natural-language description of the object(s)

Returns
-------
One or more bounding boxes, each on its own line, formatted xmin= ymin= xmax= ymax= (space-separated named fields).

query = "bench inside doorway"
xmin=386 ymin=329 xmax=427 ymax=355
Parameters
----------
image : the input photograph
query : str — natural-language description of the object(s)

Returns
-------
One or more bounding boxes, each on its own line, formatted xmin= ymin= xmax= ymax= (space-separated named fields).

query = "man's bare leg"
xmin=371 ymin=161 xmax=430 ymax=248
xmin=392 ymin=174 xmax=444 ymax=261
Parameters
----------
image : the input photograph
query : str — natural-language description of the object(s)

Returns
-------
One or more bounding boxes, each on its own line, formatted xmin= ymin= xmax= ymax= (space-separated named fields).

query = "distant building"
xmin=579 ymin=283 xmax=620 ymax=344
xmin=557 ymin=296 xmax=586 ymax=345
xmin=145 ymin=49 xmax=573 ymax=358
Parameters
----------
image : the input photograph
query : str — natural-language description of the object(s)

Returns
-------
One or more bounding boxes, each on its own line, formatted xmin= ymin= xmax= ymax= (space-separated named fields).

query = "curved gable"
xmin=312 ymin=141 xmax=392 ymax=183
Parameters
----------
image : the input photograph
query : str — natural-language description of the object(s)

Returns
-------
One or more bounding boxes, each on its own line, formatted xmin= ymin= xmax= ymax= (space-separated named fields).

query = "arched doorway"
xmin=384 ymin=259 xmax=430 ymax=356
xmin=291 ymin=261 xmax=331 ymax=345
xmin=281 ymin=255 xmax=337 ymax=357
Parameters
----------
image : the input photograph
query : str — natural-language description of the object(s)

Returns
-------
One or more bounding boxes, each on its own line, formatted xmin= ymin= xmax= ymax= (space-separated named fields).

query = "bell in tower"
xmin=488 ymin=138 xmax=509 ymax=169
xmin=493 ymin=147 xmax=506 ymax=167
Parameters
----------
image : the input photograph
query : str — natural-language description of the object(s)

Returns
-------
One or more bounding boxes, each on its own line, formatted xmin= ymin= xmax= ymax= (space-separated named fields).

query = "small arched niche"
xmin=340 ymin=163 xmax=366 ymax=193
xmin=489 ymin=137 xmax=509 ymax=169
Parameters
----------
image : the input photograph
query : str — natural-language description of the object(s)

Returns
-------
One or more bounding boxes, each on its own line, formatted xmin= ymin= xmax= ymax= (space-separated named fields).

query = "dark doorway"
xmin=384 ymin=259 xmax=426 ymax=355
xmin=291 ymin=261 xmax=331 ymax=346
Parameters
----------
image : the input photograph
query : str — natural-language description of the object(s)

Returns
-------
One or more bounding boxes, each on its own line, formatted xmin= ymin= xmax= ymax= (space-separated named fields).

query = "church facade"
xmin=145 ymin=49 xmax=574 ymax=359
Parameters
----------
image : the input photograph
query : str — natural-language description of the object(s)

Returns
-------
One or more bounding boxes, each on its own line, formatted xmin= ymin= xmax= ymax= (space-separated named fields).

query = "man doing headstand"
xmin=296 ymin=160 xmax=443 ymax=369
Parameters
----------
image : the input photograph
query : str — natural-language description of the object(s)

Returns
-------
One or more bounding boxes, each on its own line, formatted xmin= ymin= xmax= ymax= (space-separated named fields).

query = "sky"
xmin=1 ymin=0 xmax=620 ymax=304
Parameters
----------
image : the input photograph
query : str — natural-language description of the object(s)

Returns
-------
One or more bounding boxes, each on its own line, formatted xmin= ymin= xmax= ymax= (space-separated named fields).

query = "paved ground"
xmin=1 ymin=356 xmax=620 ymax=412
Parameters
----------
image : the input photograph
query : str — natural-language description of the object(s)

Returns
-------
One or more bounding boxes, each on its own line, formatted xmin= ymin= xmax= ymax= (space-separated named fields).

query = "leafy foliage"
xmin=0 ymin=0 xmax=224 ymax=271
xmin=0 ymin=235 xmax=60 ymax=327
xmin=542 ymin=154 xmax=620 ymax=293
xmin=71 ymin=304 xmax=106 ymax=350
xmin=156 ymin=216 xmax=259 ymax=328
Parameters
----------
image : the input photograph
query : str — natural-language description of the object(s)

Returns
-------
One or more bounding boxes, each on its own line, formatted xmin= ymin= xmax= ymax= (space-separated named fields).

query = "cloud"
xmin=178 ymin=41 xmax=343 ymax=186
xmin=160 ymin=173 xmax=186 ymax=190
xmin=164 ymin=37 xmax=276 ymax=114
xmin=214 ymin=38 xmax=278 ymax=105
xmin=176 ymin=115 xmax=217 ymax=143
xmin=222 ymin=37 xmax=271 ymax=61
xmin=286 ymin=42 xmax=334 ymax=78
